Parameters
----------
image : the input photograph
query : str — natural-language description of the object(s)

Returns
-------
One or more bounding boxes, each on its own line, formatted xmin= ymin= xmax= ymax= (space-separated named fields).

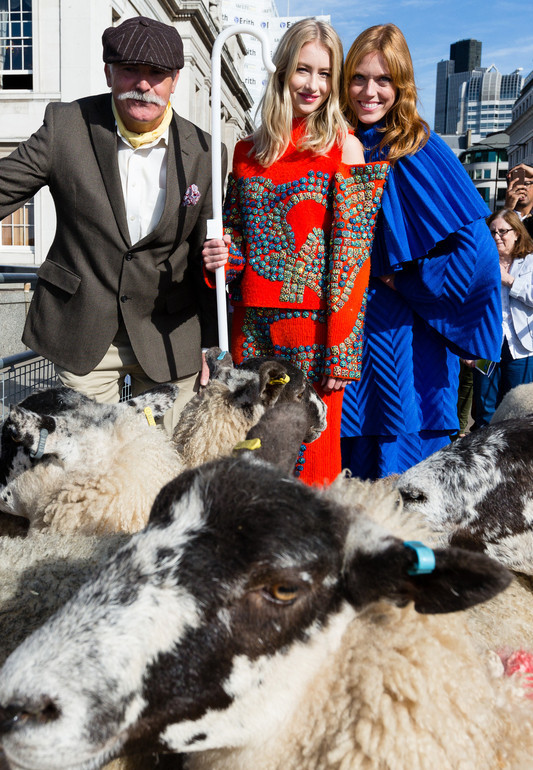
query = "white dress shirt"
xmin=502 ymin=252 xmax=533 ymax=358
xmin=116 ymin=129 xmax=168 ymax=244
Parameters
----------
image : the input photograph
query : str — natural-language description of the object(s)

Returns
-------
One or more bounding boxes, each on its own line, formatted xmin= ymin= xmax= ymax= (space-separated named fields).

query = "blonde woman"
xmin=340 ymin=23 xmax=502 ymax=479
xmin=204 ymin=18 xmax=389 ymax=484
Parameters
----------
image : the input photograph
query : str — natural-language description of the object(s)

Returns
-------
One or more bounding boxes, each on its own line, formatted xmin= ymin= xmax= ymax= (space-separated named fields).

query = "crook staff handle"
xmin=207 ymin=25 xmax=276 ymax=351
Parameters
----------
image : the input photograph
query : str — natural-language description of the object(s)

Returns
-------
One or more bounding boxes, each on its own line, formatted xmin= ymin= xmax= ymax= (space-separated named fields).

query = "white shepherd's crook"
xmin=207 ymin=25 xmax=276 ymax=351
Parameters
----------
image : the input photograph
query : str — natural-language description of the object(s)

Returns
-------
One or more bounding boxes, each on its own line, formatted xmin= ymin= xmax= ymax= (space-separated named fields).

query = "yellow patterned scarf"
xmin=112 ymin=99 xmax=173 ymax=149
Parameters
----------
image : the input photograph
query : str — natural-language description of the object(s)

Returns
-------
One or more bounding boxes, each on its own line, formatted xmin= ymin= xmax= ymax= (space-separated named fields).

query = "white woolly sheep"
xmin=0 ymin=350 xmax=326 ymax=535
xmin=172 ymin=347 xmax=326 ymax=467
xmin=2 ymin=451 xmax=530 ymax=770
xmin=492 ymin=382 xmax=533 ymax=423
xmin=0 ymin=386 xmax=183 ymax=535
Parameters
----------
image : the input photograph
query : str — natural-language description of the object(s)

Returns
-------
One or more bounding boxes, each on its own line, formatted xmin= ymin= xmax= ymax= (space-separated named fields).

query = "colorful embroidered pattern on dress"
xmin=239 ymin=307 xmax=327 ymax=382
xmin=224 ymin=170 xmax=331 ymax=305
xmin=222 ymin=134 xmax=389 ymax=381
xmin=329 ymin=163 xmax=389 ymax=314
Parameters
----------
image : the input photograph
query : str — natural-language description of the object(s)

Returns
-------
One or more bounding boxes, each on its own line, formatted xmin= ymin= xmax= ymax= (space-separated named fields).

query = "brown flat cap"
xmin=102 ymin=16 xmax=184 ymax=71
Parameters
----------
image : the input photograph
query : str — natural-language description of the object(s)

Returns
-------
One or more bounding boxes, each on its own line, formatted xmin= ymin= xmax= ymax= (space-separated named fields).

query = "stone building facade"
xmin=0 ymin=0 xmax=254 ymax=267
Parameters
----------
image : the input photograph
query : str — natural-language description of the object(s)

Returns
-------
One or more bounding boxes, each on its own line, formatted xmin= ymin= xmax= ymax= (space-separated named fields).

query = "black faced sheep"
xmin=2 ymin=453 xmax=531 ymax=770
xmin=172 ymin=348 xmax=326 ymax=468
xmin=0 ymin=386 xmax=183 ymax=534
xmin=394 ymin=416 xmax=533 ymax=575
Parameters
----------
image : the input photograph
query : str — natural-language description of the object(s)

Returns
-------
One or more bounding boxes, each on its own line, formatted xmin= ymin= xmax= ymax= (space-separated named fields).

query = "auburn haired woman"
xmin=340 ymin=23 xmax=502 ymax=479
xmin=203 ymin=18 xmax=389 ymax=484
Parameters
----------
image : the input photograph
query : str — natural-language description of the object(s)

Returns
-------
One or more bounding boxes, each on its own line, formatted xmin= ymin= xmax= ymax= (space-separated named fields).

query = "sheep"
xmin=0 ymin=529 xmax=171 ymax=770
xmin=0 ymin=385 xmax=183 ymax=534
xmin=3 ymin=450 xmax=531 ymax=770
xmin=0 ymin=351 xmax=326 ymax=535
xmin=330 ymin=471 xmax=533 ymax=654
xmin=492 ymin=382 xmax=533 ymax=423
xmin=393 ymin=416 xmax=533 ymax=574
xmin=172 ymin=347 xmax=327 ymax=468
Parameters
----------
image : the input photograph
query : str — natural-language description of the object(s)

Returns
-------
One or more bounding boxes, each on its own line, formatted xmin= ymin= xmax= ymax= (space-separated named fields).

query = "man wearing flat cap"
xmin=0 ymin=16 xmax=225 ymax=430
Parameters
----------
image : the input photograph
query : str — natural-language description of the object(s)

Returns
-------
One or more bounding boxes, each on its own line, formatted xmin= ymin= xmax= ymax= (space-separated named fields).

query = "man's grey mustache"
xmin=116 ymin=91 xmax=167 ymax=107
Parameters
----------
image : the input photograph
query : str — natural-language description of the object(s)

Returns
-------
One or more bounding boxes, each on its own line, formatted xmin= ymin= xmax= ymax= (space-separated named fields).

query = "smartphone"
xmin=510 ymin=167 xmax=526 ymax=185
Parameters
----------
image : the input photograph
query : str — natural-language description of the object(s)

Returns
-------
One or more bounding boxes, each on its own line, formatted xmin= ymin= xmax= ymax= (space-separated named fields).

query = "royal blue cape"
xmin=341 ymin=124 xmax=501 ymax=449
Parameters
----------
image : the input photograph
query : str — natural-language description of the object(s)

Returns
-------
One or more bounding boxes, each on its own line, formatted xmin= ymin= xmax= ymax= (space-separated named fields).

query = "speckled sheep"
xmin=0 ymin=530 xmax=179 ymax=770
xmin=0 ymin=386 xmax=183 ymax=535
xmin=0 ymin=351 xmax=325 ymax=536
xmin=172 ymin=348 xmax=326 ymax=468
xmin=2 ymin=454 xmax=531 ymax=770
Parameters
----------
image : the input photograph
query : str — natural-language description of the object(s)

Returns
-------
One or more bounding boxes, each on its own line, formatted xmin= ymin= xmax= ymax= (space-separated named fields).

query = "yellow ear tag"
xmin=233 ymin=438 xmax=262 ymax=451
xmin=268 ymin=374 xmax=290 ymax=385
xmin=144 ymin=407 xmax=156 ymax=427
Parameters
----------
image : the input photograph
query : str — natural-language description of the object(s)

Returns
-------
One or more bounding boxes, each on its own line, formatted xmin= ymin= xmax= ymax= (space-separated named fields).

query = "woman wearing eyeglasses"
xmin=472 ymin=209 xmax=533 ymax=427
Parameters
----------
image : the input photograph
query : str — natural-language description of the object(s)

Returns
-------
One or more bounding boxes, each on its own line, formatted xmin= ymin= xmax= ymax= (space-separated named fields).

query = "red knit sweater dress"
xmin=219 ymin=123 xmax=388 ymax=484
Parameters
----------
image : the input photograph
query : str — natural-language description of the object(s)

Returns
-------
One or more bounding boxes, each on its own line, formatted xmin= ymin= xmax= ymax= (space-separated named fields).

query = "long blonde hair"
xmin=343 ymin=23 xmax=429 ymax=162
xmin=253 ymin=18 xmax=348 ymax=167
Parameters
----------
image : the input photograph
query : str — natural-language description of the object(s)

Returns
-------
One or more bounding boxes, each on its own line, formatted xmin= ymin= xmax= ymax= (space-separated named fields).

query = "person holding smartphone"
xmin=506 ymin=163 xmax=533 ymax=239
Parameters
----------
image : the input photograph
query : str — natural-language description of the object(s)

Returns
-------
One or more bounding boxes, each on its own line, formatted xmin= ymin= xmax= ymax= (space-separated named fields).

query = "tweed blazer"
xmin=0 ymin=93 xmax=224 ymax=381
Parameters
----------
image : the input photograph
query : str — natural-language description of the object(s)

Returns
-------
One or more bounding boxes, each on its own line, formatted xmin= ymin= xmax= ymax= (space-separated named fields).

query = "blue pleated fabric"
xmin=341 ymin=124 xmax=503 ymax=480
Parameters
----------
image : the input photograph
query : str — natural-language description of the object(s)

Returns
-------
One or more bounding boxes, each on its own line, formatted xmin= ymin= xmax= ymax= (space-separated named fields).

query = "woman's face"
xmin=348 ymin=51 xmax=397 ymax=125
xmin=489 ymin=216 xmax=518 ymax=258
xmin=288 ymin=41 xmax=332 ymax=118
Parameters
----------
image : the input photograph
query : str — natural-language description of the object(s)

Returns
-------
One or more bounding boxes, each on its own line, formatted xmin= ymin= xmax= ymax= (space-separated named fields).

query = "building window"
xmin=0 ymin=0 xmax=32 ymax=90
xmin=475 ymin=169 xmax=483 ymax=179
xmin=478 ymin=187 xmax=490 ymax=203
xmin=1 ymin=200 xmax=34 ymax=246
xmin=484 ymin=169 xmax=491 ymax=179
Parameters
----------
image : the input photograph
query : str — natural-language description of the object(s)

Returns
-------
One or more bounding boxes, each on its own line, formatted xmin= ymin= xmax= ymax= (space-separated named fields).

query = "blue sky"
xmin=282 ymin=0 xmax=533 ymax=128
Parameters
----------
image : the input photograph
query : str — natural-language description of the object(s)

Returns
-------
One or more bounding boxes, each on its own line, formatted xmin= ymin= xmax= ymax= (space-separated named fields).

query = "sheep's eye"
xmin=268 ymin=584 xmax=299 ymax=603
xmin=8 ymin=431 xmax=23 ymax=444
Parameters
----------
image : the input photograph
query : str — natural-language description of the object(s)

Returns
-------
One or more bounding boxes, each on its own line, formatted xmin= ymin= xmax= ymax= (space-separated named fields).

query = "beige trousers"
xmin=55 ymin=325 xmax=199 ymax=435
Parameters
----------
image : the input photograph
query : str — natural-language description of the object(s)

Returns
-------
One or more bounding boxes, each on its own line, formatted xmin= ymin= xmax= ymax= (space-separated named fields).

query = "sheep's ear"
xmin=7 ymin=406 xmax=56 ymax=458
xmin=257 ymin=361 xmax=291 ymax=406
xmin=238 ymin=403 xmax=308 ymax=474
xmin=341 ymin=517 xmax=512 ymax=614
xmin=204 ymin=347 xmax=234 ymax=379
xmin=127 ymin=385 xmax=180 ymax=417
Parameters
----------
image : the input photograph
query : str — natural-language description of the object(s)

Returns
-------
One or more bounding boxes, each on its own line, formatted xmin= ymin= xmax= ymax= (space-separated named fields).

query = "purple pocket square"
xmin=182 ymin=184 xmax=201 ymax=206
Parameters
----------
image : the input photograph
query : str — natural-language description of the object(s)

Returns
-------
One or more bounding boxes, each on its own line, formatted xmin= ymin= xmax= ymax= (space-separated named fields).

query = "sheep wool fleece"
xmin=187 ymin=602 xmax=533 ymax=770
xmin=220 ymin=122 xmax=389 ymax=484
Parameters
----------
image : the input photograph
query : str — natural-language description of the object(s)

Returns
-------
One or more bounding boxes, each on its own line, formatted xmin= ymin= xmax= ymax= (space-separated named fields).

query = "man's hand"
xmin=202 ymin=234 xmax=231 ymax=272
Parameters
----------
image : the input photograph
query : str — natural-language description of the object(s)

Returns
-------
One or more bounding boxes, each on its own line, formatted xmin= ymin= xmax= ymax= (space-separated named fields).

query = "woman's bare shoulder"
xmin=341 ymin=132 xmax=365 ymax=165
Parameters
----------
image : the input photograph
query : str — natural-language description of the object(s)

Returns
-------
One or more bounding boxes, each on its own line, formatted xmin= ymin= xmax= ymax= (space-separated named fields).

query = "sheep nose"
xmin=0 ymin=699 xmax=60 ymax=734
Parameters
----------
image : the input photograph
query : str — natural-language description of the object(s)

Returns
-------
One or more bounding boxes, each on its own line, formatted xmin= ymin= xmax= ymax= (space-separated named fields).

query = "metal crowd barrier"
xmin=0 ymin=351 xmax=133 ymax=420
xmin=0 ymin=265 xmax=38 ymax=286
xmin=0 ymin=351 xmax=59 ymax=420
